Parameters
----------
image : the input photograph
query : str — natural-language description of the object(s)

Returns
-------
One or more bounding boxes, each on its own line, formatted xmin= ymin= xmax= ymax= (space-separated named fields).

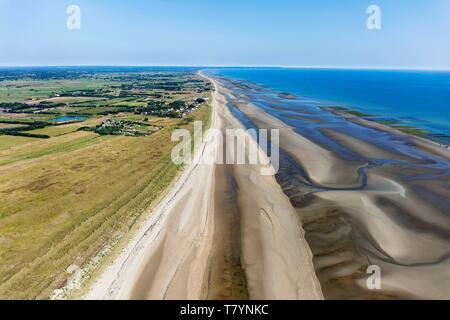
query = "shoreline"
xmin=84 ymin=71 xmax=450 ymax=300
xmin=85 ymin=73 xmax=323 ymax=300
xmin=214 ymin=75 xmax=450 ymax=299
xmin=85 ymin=92 xmax=217 ymax=299
xmin=207 ymin=75 xmax=323 ymax=299
xmin=210 ymin=68 xmax=450 ymax=148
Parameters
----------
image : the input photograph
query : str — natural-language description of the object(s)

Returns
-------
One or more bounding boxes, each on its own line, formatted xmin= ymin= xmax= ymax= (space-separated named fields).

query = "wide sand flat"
xmin=215 ymin=76 xmax=450 ymax=299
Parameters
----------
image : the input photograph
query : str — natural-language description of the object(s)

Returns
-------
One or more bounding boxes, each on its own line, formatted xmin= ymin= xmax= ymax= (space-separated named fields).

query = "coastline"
xmin=52 ymin=105 xmax=213 ymax=300
xmin=84 ymin=73 xmax=323 ymax=300
xmin=207 ymin=76 xmax=323 ymax=299
xmin=213 ymin=74 xmax=450 ymax=299
xmin=84 ymin=70 xmax=450 ymax=300
xmin=212 ymin=68 xmax=450 ymax=146
xmin=85 ymin=90 xmax=217 ymax=299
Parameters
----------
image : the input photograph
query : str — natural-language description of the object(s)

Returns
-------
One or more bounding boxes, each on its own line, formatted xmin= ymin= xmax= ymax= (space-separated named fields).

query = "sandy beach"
xmin=86 ymin=71 xmax=450 ymax=300
xmin=85 ymin=74 xmax=323 ymax=300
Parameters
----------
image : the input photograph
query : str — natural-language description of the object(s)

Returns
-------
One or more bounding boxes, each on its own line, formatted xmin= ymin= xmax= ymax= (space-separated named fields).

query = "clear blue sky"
xmin=1 ymin=0 xmax=449 ymax=68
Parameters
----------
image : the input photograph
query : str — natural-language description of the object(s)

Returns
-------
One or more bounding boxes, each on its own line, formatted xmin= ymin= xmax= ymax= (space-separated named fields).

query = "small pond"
xmin=52 ymin=116 xmax=87 ymax=123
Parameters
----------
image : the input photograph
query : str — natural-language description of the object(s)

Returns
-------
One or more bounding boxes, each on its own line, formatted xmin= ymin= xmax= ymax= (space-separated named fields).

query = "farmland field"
xmin=0 ymin=135 xmax=37 ymax=150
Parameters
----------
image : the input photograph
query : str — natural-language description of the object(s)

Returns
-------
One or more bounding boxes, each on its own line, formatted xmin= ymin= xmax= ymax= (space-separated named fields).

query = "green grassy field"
xmin=72 ymin=106 xmax=128 ymax=115
xmin=27 ymin=119 xmax=102 ymax=137
xmin=0 ymin=79 xmax=109 ymax=103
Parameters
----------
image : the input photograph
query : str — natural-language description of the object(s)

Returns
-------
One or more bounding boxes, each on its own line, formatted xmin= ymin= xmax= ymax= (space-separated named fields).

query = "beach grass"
xmin=0 ymin=102 xmax=212 ymax=300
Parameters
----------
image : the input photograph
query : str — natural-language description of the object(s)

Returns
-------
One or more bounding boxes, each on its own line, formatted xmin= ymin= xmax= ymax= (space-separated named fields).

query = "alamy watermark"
xmin=64 ymin=5 xmax=381 ymax=32
xmin=171 ymin=121 xmax=280 ymax=176
xmin=367 ymin=265 xmax=382 ymax=290
xmin=66 ymin=5 xmax=81 ymax=30
xmin=367 ymin=5 xmax=382 ymax=30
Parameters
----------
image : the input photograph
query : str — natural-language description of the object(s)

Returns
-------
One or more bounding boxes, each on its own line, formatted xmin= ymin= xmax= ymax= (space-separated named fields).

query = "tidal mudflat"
xmin=212 ymin=74 xmax=450 ymax=300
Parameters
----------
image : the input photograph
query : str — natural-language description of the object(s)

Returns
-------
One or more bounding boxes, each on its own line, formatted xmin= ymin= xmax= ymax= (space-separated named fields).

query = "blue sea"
xmin=210 ymin=68 xmax=450 ymax=139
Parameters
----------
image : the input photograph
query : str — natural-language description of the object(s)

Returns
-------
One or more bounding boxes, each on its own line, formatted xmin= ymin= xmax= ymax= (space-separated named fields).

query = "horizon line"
xmin=0 ymin=64 xmax=449 ymax=72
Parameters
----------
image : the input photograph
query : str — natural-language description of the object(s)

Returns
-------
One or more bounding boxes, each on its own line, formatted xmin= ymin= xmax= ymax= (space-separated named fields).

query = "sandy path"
xmin=85 ymin=74 xmax=323 ymax=300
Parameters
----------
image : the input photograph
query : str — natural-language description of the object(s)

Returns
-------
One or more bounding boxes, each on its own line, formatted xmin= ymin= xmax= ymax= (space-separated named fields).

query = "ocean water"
xmin=210 ymin=68 xmax=450 ymax=139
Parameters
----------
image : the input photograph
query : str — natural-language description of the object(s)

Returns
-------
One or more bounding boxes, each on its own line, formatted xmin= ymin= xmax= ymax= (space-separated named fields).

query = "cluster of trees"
xmin=0 ymin=102 xmax=30 ymax=112
xmin=194 ymin=98 xmax=206 ymax=104
xmin=0 ymin=120 xmax=50 ymax=139
xmin=3 ymin=131 xmax=50 ymax=139
xmin=115 ymin=79 xmax=211 ymax=93
xmin=195 ymin=84 xmax=213 ymax=93
xmin=60 ymin=89 xmax=105 ymax=97
xmin=0 ymin=101 xmax=65 ymax=114
xmin=133 ymin=100 xmax=189 ymax=118
xmin=132 ymin=97 xmax=207 ymax=118
xmin=80 ymin=119 xmax=149 ymax=137
xmin=97 ymin=105 xmax=135 ymax=116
